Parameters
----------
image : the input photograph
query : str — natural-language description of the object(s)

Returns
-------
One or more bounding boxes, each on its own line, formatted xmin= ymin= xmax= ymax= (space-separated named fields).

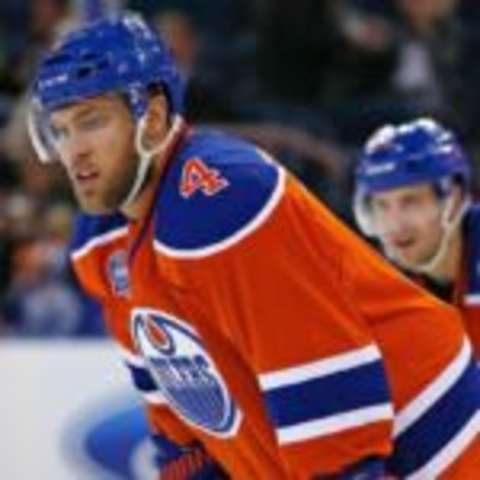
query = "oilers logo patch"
xmin=107 ymin=250 xmax=130 ymax=296
xmin=132 ymin=308 xmax=242 ymax=437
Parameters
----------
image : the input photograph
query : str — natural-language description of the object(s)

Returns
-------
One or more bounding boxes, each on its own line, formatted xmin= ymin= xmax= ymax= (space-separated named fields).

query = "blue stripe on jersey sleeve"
xmin=69 ymin=212 xmax=127 ymax=253
xmin=264 ymin=359 xmax=391 ymax=430
xmin=125 ymin=363 xmax=157 ymax=392
xmin=388 ymin=358 xmax=480 ymax=477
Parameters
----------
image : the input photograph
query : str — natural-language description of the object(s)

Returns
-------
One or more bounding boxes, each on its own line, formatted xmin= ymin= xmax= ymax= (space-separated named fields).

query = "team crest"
xmin=132 ymin=308 xmax=242 ymax=437
xmin=107 ymin=250 xmax=130 ymax=297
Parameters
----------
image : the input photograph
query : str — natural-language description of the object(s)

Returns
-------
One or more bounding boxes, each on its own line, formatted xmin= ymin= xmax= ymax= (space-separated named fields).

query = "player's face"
xmin=370 ymin=183 xmax=444 ymax=269
xmin=49 ymin=94 xmax=137 ymax=214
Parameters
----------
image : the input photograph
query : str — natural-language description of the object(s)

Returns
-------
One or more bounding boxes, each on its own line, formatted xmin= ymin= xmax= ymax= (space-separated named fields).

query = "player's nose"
xmin=61 ymin=133 xmax=93 ymax=167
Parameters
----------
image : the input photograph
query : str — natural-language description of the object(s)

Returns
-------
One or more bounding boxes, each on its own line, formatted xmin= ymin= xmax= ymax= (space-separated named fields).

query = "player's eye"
xmin=78 ymin=112 xmax=107 ymax=131
xmin=402 ymin=196 xmax=419 ymax=208
xmin=372 ymin=200 xmax=389 ymax=214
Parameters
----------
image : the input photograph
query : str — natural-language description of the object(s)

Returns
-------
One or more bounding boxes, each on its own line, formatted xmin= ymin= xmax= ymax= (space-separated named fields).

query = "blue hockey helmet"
xmin=355 ymin=118 xmax=470 ymax=195
xmin=32 ymin=11 xmax=184 ymax=118
xmin=354 ymin=118 xmax=471 ymax=236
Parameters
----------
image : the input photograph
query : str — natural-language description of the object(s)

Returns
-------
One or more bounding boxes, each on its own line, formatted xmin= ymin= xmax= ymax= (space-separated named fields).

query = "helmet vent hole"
xmin=75 ymin=65 xmax=96 ymax=79
xmin=80 ymin=52 xmax=97 ymax=61
xmin=45 ymin=54 xmax=71 ymax=66
xmin=405 ymin=159 xmax=423 ymax=173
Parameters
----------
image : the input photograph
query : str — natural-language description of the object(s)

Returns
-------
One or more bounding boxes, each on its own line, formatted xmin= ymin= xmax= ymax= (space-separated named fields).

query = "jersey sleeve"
xmin=343 ymin=226 xmax=480 ymax=479
xmin=200 ymin=187 xmax=394 ymax=476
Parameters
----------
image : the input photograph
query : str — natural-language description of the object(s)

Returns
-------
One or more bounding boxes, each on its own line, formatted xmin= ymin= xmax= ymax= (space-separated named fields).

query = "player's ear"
xmin=143 ymin=94 xmax=169 ymax=148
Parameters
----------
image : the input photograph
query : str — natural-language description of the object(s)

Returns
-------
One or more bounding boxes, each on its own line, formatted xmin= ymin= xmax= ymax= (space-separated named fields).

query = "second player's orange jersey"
xmin=71 ymin=128 xmax=480 ymax=478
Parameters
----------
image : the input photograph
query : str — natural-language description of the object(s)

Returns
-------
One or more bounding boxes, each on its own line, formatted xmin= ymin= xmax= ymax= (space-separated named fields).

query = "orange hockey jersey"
xmin=70 ymin=128 xmax=480 ymax=479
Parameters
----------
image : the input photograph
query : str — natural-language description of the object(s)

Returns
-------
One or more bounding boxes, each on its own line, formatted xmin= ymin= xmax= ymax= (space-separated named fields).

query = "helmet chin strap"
xmin=121 ymin=114 xmax=184 ymax=209
xmin=391 ymin=194 xmax=470 ymax=275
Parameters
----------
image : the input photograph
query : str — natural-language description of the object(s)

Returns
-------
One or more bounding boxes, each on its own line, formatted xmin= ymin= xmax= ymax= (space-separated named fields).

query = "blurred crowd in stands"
xmin=1 ymin=0 xmax=480 ymax=336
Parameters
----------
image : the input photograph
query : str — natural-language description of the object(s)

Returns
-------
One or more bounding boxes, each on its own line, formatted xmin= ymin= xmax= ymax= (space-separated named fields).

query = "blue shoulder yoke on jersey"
xmin=153 ymin=130 xmax=285 ymax=258
xmin=70 ymin=212 xmax=128 ymax=258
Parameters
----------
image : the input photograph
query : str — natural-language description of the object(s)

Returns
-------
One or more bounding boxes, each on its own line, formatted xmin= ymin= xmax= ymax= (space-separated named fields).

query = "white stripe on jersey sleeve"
xmin=258 ymin=344 xmax=382 ymax=390
xmin=277 ymin=404 xmax=394 ymax=445
xmin=259 ymin=343 xmax=393 ymax=445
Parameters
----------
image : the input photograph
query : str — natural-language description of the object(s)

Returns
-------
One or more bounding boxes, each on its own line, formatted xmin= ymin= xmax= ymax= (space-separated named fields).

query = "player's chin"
xmin=392 ymin=249 xmax=420 ymax=270
xmin=76 ymin=193 xmax=115 ymax=215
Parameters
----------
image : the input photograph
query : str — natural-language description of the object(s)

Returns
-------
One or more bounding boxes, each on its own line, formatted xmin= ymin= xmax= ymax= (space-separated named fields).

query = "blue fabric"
xmin=69 ymin=212 xmax=127 ymax=254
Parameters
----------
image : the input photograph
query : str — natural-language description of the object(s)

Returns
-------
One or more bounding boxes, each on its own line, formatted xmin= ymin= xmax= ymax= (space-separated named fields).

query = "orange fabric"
xmin=440 ymin=438 xmax=480 ymax=480
xmin=71 ymin=172 xmax=478 ymax=478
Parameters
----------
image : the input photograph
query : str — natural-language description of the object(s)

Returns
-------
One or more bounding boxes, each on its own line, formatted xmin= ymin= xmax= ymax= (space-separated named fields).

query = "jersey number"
xmin=180 ymin=157 xmax=229 ymax=198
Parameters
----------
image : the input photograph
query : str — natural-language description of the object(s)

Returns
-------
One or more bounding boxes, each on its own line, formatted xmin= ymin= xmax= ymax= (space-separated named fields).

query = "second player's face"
xmin=370 ymin=183 xmax=444 ymax=269
xmin=49 ymin=94 xmax=138 ymax=214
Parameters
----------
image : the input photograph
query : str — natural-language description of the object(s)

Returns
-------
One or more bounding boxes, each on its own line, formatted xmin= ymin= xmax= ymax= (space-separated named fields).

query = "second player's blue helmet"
xmin=354 ymin=118 xmax=471 ymax=236
xmin=28 ymin=10 xmax=185 ymax=163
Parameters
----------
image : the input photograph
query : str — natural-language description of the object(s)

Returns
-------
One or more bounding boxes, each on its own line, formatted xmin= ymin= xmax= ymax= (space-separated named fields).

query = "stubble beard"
xmin=73 ymin=156 xmax=139 ymax=215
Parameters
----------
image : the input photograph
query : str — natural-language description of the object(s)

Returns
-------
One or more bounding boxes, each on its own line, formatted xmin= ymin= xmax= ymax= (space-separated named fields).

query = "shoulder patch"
xmin=180 ymin=156 xmax=230 ymax=199
xmin=70 ymin=212 xmax=128 ymax=261
xmin=153 ymin=131 xmax=285 ymax=258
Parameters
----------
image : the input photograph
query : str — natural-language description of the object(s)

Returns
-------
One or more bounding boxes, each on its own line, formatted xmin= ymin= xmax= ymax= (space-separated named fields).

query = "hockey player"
xmin=354 ymin=118 xmax=480 ymax=357
xmin=29 ymin=12 xmax=480 ymax=479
